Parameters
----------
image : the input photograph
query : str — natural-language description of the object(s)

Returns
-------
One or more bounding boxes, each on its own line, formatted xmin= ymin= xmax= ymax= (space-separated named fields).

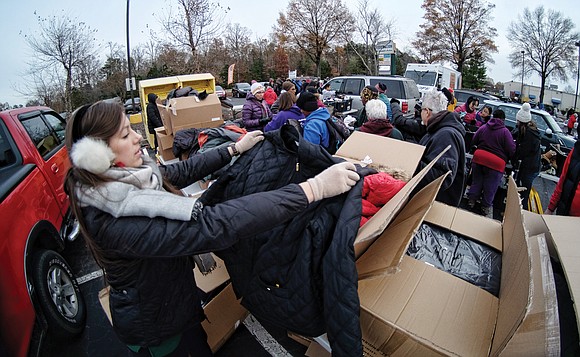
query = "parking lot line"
xmin=243 ymin=314 xmax=292 ymax=356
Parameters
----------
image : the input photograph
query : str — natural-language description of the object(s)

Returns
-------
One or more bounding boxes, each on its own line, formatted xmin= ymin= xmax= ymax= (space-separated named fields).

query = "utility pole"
xmin=574 ymin=41 xmax=580 ymax=110
xmin=126 ymin=0 xmax=135 ymax=111
xmin=520 ymin=50 xmax=525 ymax=103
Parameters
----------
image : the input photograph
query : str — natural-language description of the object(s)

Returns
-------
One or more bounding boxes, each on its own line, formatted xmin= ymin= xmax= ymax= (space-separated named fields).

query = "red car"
xmin=0 ymin=106 xmax=86 ymax=356
xmin=215 ymin=85 xmax=227 ymax=100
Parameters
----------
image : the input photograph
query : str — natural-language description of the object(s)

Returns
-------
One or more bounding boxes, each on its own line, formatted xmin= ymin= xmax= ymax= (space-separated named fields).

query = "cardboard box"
xmin=355 ymin=177 xmax=559 ymax=356
xmin=158 ymin=94 xmax=223 ymax=134
xmin=523 ymin=211 xmax=580 ymax=339
xmin=154 ymin=127 xmax=174 ymax=151
xmin=334 ymin=131 xmax=449 ymax=258
xmin=158 ymin=147 xmax=175 ymax=161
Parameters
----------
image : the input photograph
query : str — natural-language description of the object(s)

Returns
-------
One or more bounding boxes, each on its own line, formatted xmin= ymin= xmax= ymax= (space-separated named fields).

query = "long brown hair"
xmin=278 ymin=91 xmax=296 ymax=111
xmin=64 ymin=101 xmax=125 ymax=268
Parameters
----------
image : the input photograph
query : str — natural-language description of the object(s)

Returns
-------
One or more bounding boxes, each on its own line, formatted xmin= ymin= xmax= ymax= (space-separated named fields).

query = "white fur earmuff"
xmin=70 ymin=137 xmax=115 ymax=174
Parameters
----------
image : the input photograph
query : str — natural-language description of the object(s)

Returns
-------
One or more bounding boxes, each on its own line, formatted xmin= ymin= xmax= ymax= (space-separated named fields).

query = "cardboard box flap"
xmin=498 ymin=233 xmax=560 ymax=356
xmin=489 ymin=177 xmax=531 ymax=355
xmin=193 ymin=254 xmax=230 ymax=293
xmin=539 ymin=214 xmax=580 ymax=335
xmin=356 ymin=173 xmax=448 ymax=279
xmin=336 ymin=131 xmax=424 ymax=176
xmin=354 ymin=145 xmax=452 ymax=258
xmin=426 ymin=202 xmax=503 ymax=252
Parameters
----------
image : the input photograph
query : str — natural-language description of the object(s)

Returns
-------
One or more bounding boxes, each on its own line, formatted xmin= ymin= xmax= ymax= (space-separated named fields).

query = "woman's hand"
xmin=235 ymin=131 xmax=265 ymax=154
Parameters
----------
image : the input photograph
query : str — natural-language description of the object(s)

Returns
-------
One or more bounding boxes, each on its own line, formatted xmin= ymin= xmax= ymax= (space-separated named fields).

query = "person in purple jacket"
xmin=264 ymin=91 xmax=304 ymax=132
xmin=467 ymin=109 xmax=516 ymax=218
xmin=242 ymin=83 xmax=273 ymax=131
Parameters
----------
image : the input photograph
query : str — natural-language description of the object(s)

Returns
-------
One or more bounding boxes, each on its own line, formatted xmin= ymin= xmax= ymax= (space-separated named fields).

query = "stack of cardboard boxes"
xmin=154 ymin=94 xmax=224 ymax=161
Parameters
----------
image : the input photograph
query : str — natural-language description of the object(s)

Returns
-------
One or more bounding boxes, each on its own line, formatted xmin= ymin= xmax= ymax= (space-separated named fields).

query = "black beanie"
xmin=296 ymin=92 xmax=319 ymax=112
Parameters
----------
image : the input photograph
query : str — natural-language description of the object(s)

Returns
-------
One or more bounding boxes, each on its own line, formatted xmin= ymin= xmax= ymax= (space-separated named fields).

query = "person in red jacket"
xmin=546 ymin=139 xmax=580 ymax=217
xmin=263 ymin=85 xmax=278 ymax=107
xmin=566 ymin=109 xmax=577 ymax=136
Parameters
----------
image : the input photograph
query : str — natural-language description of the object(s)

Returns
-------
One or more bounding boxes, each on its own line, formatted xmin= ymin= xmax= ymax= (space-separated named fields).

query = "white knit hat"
xmin=251 ymin=82 xmax=265 ymax=95
xmin=516 ymin=102 xmax=532 ymax=123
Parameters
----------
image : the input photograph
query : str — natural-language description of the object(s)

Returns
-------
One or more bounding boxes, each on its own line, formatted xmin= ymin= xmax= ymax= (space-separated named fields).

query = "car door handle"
xmin=51 ymin=163 xmax=59 ymax=174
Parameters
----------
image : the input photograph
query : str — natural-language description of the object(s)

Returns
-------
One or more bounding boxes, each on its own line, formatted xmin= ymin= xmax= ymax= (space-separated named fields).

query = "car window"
xmin=0 ymin=123 xmax=17 ymax=169
xmin=344 ymin=79 xmax=365 ymax=95
xmin=44 ymin=112 xmax=66 ymax=142
xmin=454 ymin=91 xmax=471 ymax=104
xmin=383 ymin=80 xmax=403 ymax=99
xmin=404 ymin=81 xmax=421 ymax=99
xmin=532 ymin=113 xmax=548 ymax=132
xmin=327 ymin=79 xmax=344 ymax=92
xmin=21 ymin=114 xmax=61 ymax=158
xmin=215 ymin=86 xmax=223 ymax=91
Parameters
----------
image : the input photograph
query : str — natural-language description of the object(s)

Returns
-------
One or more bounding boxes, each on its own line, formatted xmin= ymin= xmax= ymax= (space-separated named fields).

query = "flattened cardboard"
xmin=201 ymin=283 xmax=248 ymax=353
xmin=357 ymin=177 xmax=554 ymax=356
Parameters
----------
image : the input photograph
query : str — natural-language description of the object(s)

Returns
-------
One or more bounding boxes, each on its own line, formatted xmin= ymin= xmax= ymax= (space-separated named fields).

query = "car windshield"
xmin=215 ymin=86 xmax=224 ymax=91
xmin=125 ymin=98 xmax=139 ymax=105
xmin=238 ymin=83 xmax=250 ymax=89
xmin=404 ymin=71 xmax=437 ymax=86
xmin=539 ymin=112 xmax=563 ymax=133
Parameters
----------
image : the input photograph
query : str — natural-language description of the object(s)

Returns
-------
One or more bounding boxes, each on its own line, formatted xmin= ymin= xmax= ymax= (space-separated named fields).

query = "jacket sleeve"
xmin=548 ymin=148 xmax=573 ymax=211
xmin=242 ymin=102 xmax=261 ymax=128
xmin=417 ymin=130 xmax=462 ymax=191
xmin=87 ymin=184 xmax=309 ymax=258
xmin=391 ymin=102 xmax=425 ymax=137
xmin=160 ymin=146 xmax=232 ymax=188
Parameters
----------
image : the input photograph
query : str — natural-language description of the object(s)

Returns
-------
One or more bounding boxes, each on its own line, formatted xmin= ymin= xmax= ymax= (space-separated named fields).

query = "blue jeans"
xmin=516 ymin=171 xmax=538 ymax=211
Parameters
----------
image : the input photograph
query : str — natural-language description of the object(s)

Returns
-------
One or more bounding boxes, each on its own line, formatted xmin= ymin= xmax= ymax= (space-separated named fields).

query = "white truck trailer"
xmin=404 ymin=63 xmax=462 ymax=97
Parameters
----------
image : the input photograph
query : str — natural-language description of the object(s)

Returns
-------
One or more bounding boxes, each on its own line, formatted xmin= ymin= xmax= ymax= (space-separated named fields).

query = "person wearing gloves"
xmin=414 ymin=89 xmax=466 ymax=206
xmin=511 ymin=102 xmax=541 ymax=210
xmin=63 ymin=100 xmax=359 ymax=357
xmin=146 ymin=93 xmax=164 ymax=149
xmin=242 ymin=82 xmax=273 ymax=131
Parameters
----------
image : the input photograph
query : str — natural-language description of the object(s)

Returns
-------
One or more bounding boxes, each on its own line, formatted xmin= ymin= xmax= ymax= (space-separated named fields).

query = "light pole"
xmin=520 ymin=50 xmax=525 ymax=103
xmin=126 ymin=0 xmax=135 ymax=110
xmin=574 ymin=41 xmax=580 ymax=111
xmin=366 ymin=31 xmax=371 ymax=75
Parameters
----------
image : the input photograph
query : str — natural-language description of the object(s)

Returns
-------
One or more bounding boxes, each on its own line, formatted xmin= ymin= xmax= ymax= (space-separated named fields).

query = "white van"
xmin=325 ymin=75 xmax=421 ymax=116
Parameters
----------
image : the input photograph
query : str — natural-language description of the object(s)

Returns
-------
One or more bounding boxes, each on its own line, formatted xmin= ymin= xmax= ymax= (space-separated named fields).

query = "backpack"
xmin=324 ymin=116 xmax=351 ymax=154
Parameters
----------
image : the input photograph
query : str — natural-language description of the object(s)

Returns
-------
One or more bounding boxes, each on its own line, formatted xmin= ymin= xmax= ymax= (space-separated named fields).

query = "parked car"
xmin=124 ymin=97 xmax=141 ymax=114
xmin=453 ymin=89 xmax=499 ymax=107
xmin=215 ymin=85 xmax=227 ymax=100
xmin=484 ymin=100 xmax=576 ymax=154
xmin=325 ymin=75 xmax=421 ymax=116
xmin=0 ymin=106 xmax=86 ymax=357
xmin=232 ymin=82 xmax=251 ymax=98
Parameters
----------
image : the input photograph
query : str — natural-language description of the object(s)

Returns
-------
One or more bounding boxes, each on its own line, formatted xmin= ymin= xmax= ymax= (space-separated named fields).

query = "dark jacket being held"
xmin=81 ymin=146 xmax=309 ymax=348
xmin=146 ymin=93 xmax=163 ymax=135
xmin=415 ymin=110 xmax=466 ymax=207
xmin=202 ymin=126 xmax=369 ymax=357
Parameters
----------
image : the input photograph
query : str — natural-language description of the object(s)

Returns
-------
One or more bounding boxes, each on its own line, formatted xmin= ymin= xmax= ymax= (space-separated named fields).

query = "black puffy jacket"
xmin=81 ymin=145 xmax=309 ymax=347
xmin=202 ymin=126 xmax=367 ymax=357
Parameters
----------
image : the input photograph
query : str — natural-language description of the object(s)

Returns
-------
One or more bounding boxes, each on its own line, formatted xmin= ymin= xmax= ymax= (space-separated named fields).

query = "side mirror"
xmin=545 ymin=128 xmax=553 ymax=136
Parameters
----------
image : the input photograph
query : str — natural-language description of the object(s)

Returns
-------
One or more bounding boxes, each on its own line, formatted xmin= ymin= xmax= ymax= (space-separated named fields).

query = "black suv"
xmin=484 ymin=100 xmax=576 ymax=154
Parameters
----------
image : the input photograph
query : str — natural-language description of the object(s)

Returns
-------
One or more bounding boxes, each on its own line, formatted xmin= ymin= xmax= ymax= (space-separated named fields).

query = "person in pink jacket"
xmin=454 ymin=96 xmax=479 ymax=126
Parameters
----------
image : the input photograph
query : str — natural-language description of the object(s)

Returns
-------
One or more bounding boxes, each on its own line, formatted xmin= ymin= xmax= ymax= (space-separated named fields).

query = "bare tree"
xmin=276 ymin=0 xmax=354 ymax=77
xmin=159 ymin=0 xmax=228 ymax=71
xmin=414 ymin=0 xmax=498 ymax=73
xmin=351 ymin=0 xmax=398 ymax=75
xmin=224 ymin=23 xmax=252 ymax=82
xmin=24 ymin=13 xmax=100 ymax=111
xmin=508 ymin=6 xmax=579 ymax=104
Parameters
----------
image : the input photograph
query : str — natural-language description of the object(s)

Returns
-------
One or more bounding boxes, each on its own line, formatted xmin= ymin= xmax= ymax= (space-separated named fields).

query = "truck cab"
xmin=404 ymin=63 xmax=462 ymax=97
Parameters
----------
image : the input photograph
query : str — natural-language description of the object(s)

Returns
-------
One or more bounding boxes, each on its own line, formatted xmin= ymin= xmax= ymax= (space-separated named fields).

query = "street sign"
xmin=125 ymin=77 xmax=136 ymax=91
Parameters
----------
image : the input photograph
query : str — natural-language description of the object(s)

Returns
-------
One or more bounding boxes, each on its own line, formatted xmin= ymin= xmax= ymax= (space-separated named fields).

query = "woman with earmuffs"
xmin=63 ymin=100 xmax=360 ymax=357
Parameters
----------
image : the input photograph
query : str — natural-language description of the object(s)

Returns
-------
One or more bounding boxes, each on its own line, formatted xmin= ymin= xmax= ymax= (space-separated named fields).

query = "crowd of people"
xmin=68 ymin=75 xmax=580 ymax=356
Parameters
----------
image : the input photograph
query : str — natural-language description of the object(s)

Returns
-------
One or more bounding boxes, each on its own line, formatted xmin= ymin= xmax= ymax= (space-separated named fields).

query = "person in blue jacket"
xmin=296 ymin=92 xmax=331 ymax=149
xmin=63 ymin=100 xmax=360 ymax=357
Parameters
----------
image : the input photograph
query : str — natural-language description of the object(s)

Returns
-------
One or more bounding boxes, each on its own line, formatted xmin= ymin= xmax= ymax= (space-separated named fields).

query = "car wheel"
xmin=31 ymin=250 xmax=86 ymax=339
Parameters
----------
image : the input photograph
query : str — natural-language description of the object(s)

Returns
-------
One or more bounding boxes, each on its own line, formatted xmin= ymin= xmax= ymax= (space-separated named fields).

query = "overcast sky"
xmin=1 ymin=0 xmax=579 ymax=106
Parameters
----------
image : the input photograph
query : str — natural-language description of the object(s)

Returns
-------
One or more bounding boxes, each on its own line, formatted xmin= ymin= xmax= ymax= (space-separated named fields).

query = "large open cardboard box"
xmin=158 ymin=94 xmax=223 ymax=135
xmin=355 ymin=177 xmax=559 ymax=356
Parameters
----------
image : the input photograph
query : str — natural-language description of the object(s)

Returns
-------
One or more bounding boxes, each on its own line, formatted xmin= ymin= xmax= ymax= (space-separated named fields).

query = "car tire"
xmin=31 ymin=250 xmax=86 ymax=339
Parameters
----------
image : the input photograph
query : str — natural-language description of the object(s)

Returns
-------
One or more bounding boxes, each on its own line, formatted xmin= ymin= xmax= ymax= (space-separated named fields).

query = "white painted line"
xmin=243 ymin=314 xmax=292 ymax=357
xmin=76 ymin=269 xmax=104 ymax=285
